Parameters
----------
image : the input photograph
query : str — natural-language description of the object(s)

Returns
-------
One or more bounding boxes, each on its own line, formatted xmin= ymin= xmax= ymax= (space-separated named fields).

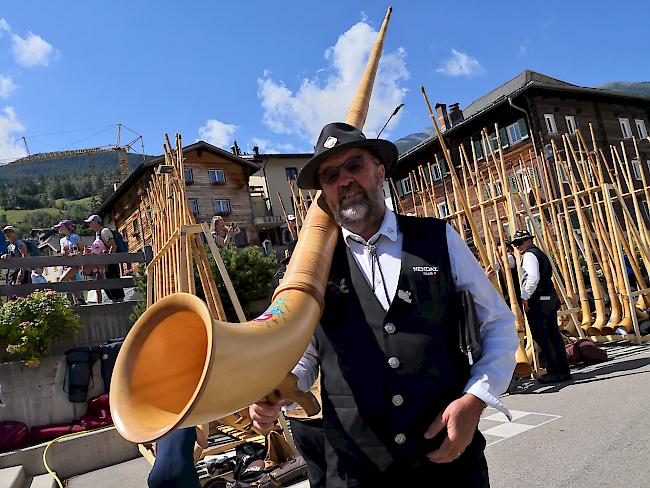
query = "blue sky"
xmin=0 ymin=0 xmax=648 ymax=162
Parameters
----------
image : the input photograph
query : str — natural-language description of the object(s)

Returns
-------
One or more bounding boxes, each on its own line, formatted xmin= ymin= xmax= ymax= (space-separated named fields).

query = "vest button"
xmin=388 ymin=357 xmax=400 ymax=369
xmin=384 ymin=323 xmax=396 ymax=334
xmin=394 ymin=433 xmax=406 ymax=445
xmin=391 ymin=394 xmax=404 ymax=406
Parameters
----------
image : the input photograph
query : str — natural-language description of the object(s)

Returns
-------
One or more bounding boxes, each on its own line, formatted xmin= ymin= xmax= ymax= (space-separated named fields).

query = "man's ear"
xmin=377 ymin=163 xmax=386 ymax=180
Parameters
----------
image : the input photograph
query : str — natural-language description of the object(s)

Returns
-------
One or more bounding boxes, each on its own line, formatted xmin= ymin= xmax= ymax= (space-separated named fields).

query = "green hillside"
xmin=0 ymin=151 xmax=149 ymax=237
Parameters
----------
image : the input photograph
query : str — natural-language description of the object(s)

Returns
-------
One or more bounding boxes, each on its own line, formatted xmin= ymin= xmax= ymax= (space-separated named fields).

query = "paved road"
xmin=487 ymin=340 xmax=650 ymax=488
xmin=68 ymin=341 xmax=650 ymax=487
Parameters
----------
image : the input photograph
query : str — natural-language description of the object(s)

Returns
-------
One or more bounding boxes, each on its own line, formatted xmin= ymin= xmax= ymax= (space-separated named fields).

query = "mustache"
xmin=338 ymin=183 xmax=368 ymax=204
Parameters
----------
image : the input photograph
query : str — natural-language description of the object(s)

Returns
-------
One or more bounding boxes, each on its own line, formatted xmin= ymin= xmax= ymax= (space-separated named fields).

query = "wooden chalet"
xmin=98 ymin=141 xmax=261 ymax=252
xmin=394 ymin=70 xmax=650 ymax=236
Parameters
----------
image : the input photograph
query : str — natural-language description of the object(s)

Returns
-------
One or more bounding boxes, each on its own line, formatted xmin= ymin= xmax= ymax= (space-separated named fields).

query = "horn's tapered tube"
xmin=110 ymin=8 xmax=394 ymax=443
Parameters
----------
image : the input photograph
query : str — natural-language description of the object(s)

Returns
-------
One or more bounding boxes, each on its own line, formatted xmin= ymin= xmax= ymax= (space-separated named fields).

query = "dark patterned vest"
xmin=315 ymin=216 xmax=476 ymax=472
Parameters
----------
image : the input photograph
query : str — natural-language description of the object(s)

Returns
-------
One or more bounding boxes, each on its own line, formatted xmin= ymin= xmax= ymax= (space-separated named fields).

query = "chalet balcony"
xmin=254 ymin=215 xmax=285 ymax=226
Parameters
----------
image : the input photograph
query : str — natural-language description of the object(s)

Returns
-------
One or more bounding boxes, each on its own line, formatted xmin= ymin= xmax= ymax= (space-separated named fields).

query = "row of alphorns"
xmin=403 ymin=102 xmax=650 ymax=348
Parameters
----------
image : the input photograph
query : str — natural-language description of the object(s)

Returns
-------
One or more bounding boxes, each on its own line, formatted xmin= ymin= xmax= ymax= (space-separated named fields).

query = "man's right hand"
xmin=249 ymin=402 xmax=281 ymax=434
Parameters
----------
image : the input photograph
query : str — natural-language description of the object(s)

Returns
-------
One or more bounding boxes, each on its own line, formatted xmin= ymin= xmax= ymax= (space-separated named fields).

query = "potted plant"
xmin=0 ymin=290 xmax=83 ymax=367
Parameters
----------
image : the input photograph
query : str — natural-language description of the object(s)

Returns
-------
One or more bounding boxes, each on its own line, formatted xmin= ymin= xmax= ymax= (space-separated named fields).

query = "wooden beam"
xmin=0 ymin=252 xmax=146 ymax=270
xmin=0 ymin=277 xmax=135 ymax=296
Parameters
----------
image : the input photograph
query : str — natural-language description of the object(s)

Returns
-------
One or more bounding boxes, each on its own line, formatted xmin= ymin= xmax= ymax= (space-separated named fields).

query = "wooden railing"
xmin=0 ymin=250 xmax=151 ymax=296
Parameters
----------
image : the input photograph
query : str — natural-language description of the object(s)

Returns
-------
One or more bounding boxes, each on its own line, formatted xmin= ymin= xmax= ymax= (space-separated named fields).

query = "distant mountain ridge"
xmin=393 ymin=80 xmax=650 ymax=155
xmin=0 ymin=150 xmax=147 ymax=183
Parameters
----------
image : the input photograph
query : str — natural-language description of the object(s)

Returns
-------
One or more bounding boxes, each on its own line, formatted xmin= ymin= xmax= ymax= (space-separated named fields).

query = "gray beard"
xmin=334 ymin=187 xmax=385 ymax=232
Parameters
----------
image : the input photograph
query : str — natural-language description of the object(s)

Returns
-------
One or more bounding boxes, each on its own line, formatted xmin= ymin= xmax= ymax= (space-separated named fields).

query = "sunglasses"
xmin=318 ymin=155 xmax=368 ymax=186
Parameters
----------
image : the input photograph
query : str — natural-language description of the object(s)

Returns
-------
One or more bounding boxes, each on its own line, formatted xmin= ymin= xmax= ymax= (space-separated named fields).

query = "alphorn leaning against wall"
xmin=110 ymin=7 xmax=394 ymax=444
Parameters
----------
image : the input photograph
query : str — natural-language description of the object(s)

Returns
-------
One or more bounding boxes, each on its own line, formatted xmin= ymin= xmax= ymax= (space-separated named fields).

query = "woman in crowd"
xmin=55 ymin=219 xmax=85 ymax=305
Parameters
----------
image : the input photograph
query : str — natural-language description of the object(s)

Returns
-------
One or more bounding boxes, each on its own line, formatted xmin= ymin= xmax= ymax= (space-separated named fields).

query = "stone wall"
xmin=0 ymin=301 xmax=136 ymax=428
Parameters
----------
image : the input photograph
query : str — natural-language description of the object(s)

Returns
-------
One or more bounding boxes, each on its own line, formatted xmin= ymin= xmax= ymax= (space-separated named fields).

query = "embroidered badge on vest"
xmin=412 ymin=266 xmax=439 ymax=276
xmin=397 ymin=289 xmax=412 ymax=303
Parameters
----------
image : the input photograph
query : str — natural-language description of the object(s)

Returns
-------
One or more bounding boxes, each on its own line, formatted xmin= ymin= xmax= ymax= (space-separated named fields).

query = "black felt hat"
xmin=297 ymin=122 xmax=398 ymax=190
xmin=510 ymin=229 xmax=534 ymax=244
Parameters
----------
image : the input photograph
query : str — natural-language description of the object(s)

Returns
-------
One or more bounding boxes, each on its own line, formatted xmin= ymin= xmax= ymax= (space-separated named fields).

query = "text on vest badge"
xmin=412 ymin=266 xmax=439 ymax=276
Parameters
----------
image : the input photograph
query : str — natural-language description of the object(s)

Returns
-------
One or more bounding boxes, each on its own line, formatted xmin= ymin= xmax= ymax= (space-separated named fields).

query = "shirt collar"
xmin=342 ymin=208 xmax=399 ymax=247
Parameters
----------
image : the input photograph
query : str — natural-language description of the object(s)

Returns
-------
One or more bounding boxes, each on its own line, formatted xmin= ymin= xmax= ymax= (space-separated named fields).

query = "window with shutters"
xmin=506 ymin=118 xmax=529 ymax=145
xmin=516 ymin=169 xmax=532 ymax=193
xmin=184 ymin=168 xmax=194 ymax=185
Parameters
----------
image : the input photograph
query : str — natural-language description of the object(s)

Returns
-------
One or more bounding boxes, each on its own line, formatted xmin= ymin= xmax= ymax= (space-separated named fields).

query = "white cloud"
xmin=0 ymin=75 xmax=17 ymax=98
xmin=518 ymin=40 xmax=530 ymax=57
xmin=11 ymin=31 xmax=56 ymax=67
xmin=436 ymin=49 xmax=485 ymax=78
xmin=250 ymin=137 xmax=302 ymax=154
xmin=258 ymin=20 xmax=409 ymax=143
xmin=198 ymin=119 xmax=238 ymax=149
xmin=0 ymin=106 xmax=27 ymax=164
xmin=0 ymin=18 xmax=10 ymax=35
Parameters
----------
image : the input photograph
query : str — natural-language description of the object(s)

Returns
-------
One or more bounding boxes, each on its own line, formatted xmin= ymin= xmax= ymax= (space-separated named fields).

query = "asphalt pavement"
xmin=67 ymin=340 xmax=650 ymax=488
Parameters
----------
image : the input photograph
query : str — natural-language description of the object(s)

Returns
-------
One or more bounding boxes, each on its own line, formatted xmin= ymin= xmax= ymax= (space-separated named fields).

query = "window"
xmin=213 ymin=199 xmax=231 ymax=215
xmin=285 ymin=167 xmax=299 ymax=181
xmin=431 ymin=162 xmax=442 ymax=181
xmin=188 ymin=198 xmax=199 ymax=215
xmin=544 ymin=114 xmax=558 ymax=134
xmin=437 ymin=201 xmax=449 ymax=218
xmin=524 ymin=214 xmax=542 ymax=235
xmin=527 ymin=167 xmax=540 ymax=188
xmin=516 ymin=169 xmax=532 ymax=193
xmin=635 ymin=119 xmax=648 ymax=139
xmin=506 ymin=118 xmax=529 ymax=145
xmin=503 ymin=222 xmax=510 ymax=238
xmin=472 ymin=137 xmax=484 ymax=161
xmin=508 ymin=175 xmax=518 ymax=193
xmin=642 ymin=200 xmax=650 ymax=220
xmin=631 ymin=159 xmax=642 ymax=181
xmin=184 ymin=168 xmax=194 ymax=185
xmin=133 ymin=218 xmax=140 ymax=235
xmin=557 ymin=163 xmax=569 ymax=183
xmin=209 ymin=169 xmax=226 ymax=185
xmin=619 ymin=118 xmax=633 ymax=139
xmin=565 ymin=115 xmax=577 ymax=135
xmin=494 ymin=179 xmax=503 ymax=196
xmin=400 ymin=177 xmax=412 ymax=195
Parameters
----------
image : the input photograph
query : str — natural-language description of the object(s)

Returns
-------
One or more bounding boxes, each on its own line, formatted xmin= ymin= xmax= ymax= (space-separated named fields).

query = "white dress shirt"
xmin=520 ymin=252 xmax=540 ymax=301
xmin=292 ymin=209 xmax=518 ymax=418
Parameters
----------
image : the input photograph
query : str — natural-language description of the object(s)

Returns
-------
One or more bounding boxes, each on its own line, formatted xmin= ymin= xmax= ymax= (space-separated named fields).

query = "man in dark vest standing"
xmin=511 ymin=230 xmax=571 ymax=384
xmin=250 ymin=122 xmax=519 ymax=487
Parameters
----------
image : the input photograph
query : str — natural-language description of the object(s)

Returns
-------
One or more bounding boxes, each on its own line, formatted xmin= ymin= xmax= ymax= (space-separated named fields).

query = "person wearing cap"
xmin=85 ymin=214 xmax=124 ymax=302
xmin=249 ymin=122 xmax=518 ymax=487
xmin=1 ymin=225 xmax=31 ymax=290
xmin=510 ymin=230 xmax=571 ymax=384
xmin=54 ymin=220 xmax=85 ymax=305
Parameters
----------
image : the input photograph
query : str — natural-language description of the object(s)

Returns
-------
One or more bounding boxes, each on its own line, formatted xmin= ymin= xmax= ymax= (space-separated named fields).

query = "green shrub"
xmin=0 ymin=290 xmax=83 ymax=367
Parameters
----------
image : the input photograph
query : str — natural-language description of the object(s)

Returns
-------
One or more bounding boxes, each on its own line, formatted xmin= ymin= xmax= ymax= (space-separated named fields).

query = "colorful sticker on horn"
xmin=253 ymin=297 xmax=289 ymax=325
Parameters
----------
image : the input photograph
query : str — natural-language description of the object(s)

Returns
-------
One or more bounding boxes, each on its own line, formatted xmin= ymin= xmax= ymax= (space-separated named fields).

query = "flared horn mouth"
xmin=110 ymin=293 xmax=214 ymax=442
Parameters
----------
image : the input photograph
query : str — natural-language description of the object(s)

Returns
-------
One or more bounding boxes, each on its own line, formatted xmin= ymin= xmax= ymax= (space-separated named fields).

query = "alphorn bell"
xmin=110 ymin=7 xmax=394 ymax=443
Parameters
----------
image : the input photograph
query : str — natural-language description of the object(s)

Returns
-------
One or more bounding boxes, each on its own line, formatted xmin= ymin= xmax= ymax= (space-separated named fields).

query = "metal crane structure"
xmin=15 ymin=124 xmax=145 ymax=183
